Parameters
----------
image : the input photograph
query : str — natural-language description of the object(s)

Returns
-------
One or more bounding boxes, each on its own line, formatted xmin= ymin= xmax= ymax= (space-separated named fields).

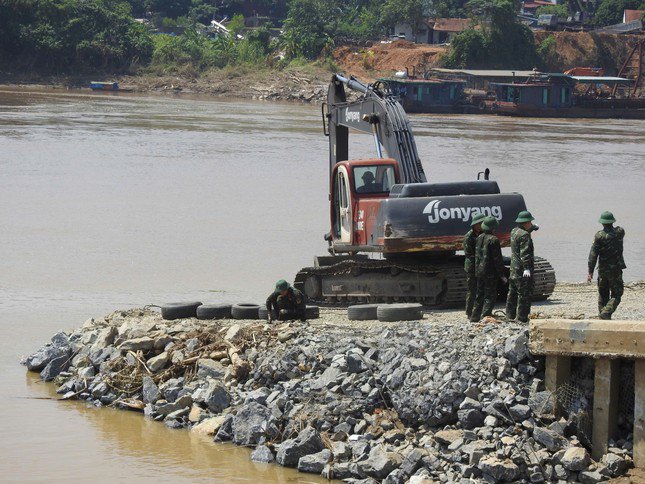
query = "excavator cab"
xmin=331 ymin=159 xmax=399 ymax=245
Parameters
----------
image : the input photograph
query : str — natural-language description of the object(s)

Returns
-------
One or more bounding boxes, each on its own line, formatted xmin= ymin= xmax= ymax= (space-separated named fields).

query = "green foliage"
xmin=446 ymin=0 xmax=538 ymax=69
xmin=593 ymin=0 xmax=644 ymax=26
xmin=535 ymin=4 xmax=569 ymax=16
xmin=0 ymin=0 xmax=153 ymax=71
xmin=282 ymin=0 xmax=335 ymax=59
xmin=145 ymin=0 xmax=191 ymax=19
xmin=536 ymin=34 xmax=561 ymax=70
xmin=444 ymin=29 xmax=487 ymax=67
xmin=150 ymin=28 xmax=269 ymax=71
xmin=381 ymin=0 xmax=424 ymax=33
xmin=228 ymin=13 xmax=246 ymax=36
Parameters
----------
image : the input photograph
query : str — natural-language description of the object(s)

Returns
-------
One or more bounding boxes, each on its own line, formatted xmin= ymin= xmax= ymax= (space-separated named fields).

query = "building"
xmin=393 ymin=18 xmax=471 ymax=44
xmin=624 ymin=9 xmax=644 ymax=23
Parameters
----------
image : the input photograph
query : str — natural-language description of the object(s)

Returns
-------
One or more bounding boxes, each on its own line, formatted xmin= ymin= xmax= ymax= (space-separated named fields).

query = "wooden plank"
xmin=529 ymin=320 xmax=645 ymax=358
xmin=592 ymin=358 xmax=620 ymax=460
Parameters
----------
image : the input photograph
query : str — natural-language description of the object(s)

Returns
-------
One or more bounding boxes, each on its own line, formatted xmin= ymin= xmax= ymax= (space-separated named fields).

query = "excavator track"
xmin=294 ymin=256 xmax=556 ymax=308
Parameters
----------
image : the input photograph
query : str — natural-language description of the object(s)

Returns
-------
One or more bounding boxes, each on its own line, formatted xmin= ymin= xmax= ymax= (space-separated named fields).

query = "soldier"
xmin=470 ymin=216 xmax=507 ymax=322
xmin=266 ymin=279 xmax=306 ymax=322
xmin=587 ymin=211 xmax=626 ymax=320
xmin=463 ymin=212 xmax=487 ymax=318
xmin=506 ymin=210 xmax=537 ymax=323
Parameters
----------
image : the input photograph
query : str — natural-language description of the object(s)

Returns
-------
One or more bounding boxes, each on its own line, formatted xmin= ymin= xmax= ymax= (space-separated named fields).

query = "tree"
xmin=444 ymin=29 xmax=487 ymax=67
xmin=593 ymin=0 xmax=644 ymax=26
xmin=381 ymin=0 xmax=424 ymax=39
xmin=535 ymin=4 xmax=569 ymax=16
xmin=145 ymin=0 xmax=191 ymax=19
xmin=282 ymin=0 xmax=336 ymax=59
xmin=445 ymin=0 xmax=539 ymax=69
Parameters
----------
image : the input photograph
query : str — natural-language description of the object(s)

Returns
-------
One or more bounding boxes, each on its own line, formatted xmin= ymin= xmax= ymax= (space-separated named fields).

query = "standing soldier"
xmin=587 ymin=211 xmax=626 ymax=320
xmin=470 ymin=216 xmax=507 ymax=322
xmin=463 ymin=212 xmax=486 ymax=318
xmin=506 ymin=210 xmax=537 ymax=323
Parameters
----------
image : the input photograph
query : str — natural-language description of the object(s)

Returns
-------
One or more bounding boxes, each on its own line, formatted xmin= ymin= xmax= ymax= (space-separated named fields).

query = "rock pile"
xmin=23 ymin=308 xmax=635 ymax=482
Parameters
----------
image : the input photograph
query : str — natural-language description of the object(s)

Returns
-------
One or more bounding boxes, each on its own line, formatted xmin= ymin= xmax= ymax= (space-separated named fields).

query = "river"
xmin=0 ymin=87 xmax=643 ymax=481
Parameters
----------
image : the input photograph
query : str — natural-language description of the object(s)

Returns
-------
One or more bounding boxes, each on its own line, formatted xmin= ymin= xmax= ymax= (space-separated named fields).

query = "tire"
xmin=347 ymin=304 xmax=379 ymax=321
xmin=160 ymin=301 xmax=202 ymax=321
xmin=377 ymin=303 xmax=423 ymax=322
xmin=305 ymin=305 xmax=320 ymax=319
xmin=258 ymin=306 xmax=269 ymax=320
xmin=196 ymin=304 xmax=231 ymax=320
xmin=231 ymin=303 xmax=260 ymax=320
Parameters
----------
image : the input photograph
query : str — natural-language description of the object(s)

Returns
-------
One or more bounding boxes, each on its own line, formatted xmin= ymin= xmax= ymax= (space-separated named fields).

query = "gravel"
xmin=21 ymin=282 xmax=644 ymax=482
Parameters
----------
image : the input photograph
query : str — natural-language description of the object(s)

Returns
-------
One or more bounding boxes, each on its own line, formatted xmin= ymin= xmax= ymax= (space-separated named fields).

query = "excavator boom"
xmin=326 ymin=74 xmax=426 ymax=184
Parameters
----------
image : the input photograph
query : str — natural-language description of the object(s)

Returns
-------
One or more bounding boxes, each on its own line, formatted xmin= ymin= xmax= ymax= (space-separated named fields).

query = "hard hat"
xmin=481 ymin=216 xmax=499 ymax=231
xmin=598 ymin=211 xmax=616 ymax=224
xmin=275 ymin=279 xmax=289 ymax=291
xmin=470 ymin=212 xmax=486 ymax=227
xmin=515 ymin=210 xmax=535 ymax=223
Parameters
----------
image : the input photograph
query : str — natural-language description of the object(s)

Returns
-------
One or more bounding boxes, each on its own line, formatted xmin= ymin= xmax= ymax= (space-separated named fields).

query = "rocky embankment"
xmin=23 ymin=283 xmax=645 ymax=483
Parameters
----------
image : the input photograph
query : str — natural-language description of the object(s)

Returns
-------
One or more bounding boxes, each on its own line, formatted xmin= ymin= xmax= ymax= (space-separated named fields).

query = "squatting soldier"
xmin=463 ymin=212 xmax=486 ymax=318
xmin=587 ymin=211 xmax=626 ymax=320
xmin=470 ymin=216 xmax=507 ymax=322
xmin=266 ymin=279 xmax=306 ymax=322
xmin=506 ymin=210 xmax=538 ymax=323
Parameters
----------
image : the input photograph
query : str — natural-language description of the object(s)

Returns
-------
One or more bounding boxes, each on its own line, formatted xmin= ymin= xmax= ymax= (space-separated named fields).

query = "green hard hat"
xmin=599 ymin=211 xmax=616 ymax=224
xmin=470 ymin=212 xmax=486 ymax=227
xmin=275 ymin=279 xmax=289 ymax=291
xmin=481 ymin=216 xmax=499 ymax=231
xmin=515 ymin=210 xmax=535 ymax=223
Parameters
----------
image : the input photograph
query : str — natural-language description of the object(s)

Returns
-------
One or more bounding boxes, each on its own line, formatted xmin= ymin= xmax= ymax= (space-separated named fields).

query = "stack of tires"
xmin=159 ymin=301 xmax=320 ymax=321
xmin=347 ymin=303 xmax=423 ymax=322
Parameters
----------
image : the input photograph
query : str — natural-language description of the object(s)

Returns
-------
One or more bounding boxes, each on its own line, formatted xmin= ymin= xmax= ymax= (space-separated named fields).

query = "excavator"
xmin=293 ymin=74 xmax=556 ymax=306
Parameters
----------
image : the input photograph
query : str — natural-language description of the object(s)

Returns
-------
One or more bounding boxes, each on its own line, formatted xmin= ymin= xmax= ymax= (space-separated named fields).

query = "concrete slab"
xmin=529 ymin=320 xmax=645 ymax=358
xmin=592 ymin=358 xmax=620 ymax=460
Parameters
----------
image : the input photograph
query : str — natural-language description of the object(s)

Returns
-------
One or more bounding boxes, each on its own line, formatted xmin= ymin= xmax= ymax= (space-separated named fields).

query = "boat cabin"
xmin=490 ymin=76 xmax=575 ymax=108
xmin=379 ymin=78 xmax=467 ymax=113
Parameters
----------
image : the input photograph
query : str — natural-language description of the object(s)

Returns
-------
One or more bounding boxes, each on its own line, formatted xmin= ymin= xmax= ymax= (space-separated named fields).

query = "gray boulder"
xmin=251 ymin=445 xmax=275 ymax=463
xmin=142 ymin=376 xmax=160 ymax=404
xmin=601 ymin=453 xmax=630 ymax=476
xmin=51 ymin=332 xmax=70 ymax=347
xmin=40 ymin=354 xmax=70 ymax=381
xmin=529 ymin=391 xmax=555 ymax=416
xmin=118 ymin=337 xmax=155 ymax=351
xmin=25 ymin=345 xmax=69 ymax=372
xmin=458 ymin=409 xmax=484 ymax=430
xmin=478 ymin=456 xmax=520 ymax=481
xmin=157 ymin=395 xmax=193 ymax=416
xmin=359 ymin=446 xmax=400 ymax=479
xmin=197 ymin=359 xmax=227 ymax=379
xmin=533 ymin=427 xmax=568 ymax=452
xmin=232 ymin=402 xmax=274 ymax=446
xmin=310 ymin=366 xmax=344 ymax=391
xmin=509 ymin=404 xmax=532 ymax=421
xmin=297 ymin=449 xmax=332 ymax=473
xmin=504 ymin=332 xmax=528 ymax=365
xmin=560 ymin=446 xmax=590 ymax=471
xmin=276 ymin=426 xmax=325 ymax=467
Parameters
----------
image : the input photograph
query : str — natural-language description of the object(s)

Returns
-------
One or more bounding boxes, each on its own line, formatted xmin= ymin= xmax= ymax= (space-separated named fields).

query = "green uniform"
xmin=506 ymin=226 xmax=535 ymax=322
xmin=463 ymin=229 xmax=479 ymax=318
xmin=588 ymin=226 xmax=626 ymax=319
xmin=470 ymin=232 xmax=505 ymax=322
xmin=266 ymin=286 xmax=306 ymax=320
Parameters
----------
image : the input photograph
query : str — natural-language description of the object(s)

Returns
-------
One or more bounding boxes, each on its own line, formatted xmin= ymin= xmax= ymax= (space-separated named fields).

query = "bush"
xmin=444 ymin=29 xmax=487 ymax=68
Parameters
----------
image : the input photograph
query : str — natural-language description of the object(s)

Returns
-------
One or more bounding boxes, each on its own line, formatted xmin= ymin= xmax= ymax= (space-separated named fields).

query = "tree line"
xmin=0 ymin=0 xmax=641 ymax=74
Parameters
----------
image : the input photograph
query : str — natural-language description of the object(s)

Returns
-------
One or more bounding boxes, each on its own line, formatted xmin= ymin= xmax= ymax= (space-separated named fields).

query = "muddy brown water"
xmin=1 ymin=87 xmax=643 ymax=480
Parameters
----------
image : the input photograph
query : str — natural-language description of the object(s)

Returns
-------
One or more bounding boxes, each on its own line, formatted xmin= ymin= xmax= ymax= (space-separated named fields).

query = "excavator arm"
xmin=325 ymin=74 xmax=427 ymax=184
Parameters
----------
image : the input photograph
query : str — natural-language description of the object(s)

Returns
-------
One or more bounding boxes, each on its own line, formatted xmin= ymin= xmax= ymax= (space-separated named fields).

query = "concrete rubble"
xmin=22 ymin=304 xmax=637 ymax=483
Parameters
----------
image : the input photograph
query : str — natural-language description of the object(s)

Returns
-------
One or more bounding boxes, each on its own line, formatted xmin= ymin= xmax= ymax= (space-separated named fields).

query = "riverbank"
xmin=22 ymin=282 xmax=645 ymax=482
xmin=0 ymin=63 xmax=334 ymax=104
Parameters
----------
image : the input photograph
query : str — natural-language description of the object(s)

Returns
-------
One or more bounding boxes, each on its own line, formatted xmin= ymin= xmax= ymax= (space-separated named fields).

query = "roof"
xmin=430 ymin=68 xmax=541 ymax=77
xmin=523 ymin=1 xmax=553 ymax=8
xmin=428 ymin=18 xmax=471 ymax=32
xmin=572 ymin=76 xmax=632 ymax=84
xmin=624 ymin=9 xmax=644 ymax=22
xmin=379 ymin=77 xmax=467 ymax=84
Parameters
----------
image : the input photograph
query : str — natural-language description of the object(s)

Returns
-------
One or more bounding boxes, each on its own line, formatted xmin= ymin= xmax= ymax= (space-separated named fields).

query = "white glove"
xmin=522 ymin=269 xmax=531 ymax=278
